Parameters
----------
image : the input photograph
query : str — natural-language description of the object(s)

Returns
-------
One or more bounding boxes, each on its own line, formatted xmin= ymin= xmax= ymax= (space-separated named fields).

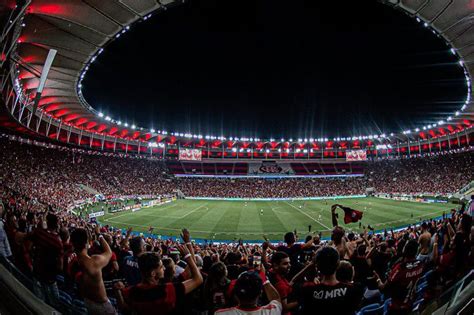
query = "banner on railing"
xmin=88 ymin=211 xmax=104 ymax=218
xmin=179 ymin=148 xmax=202 ymax=161
xmin=346 ymin=150 xmax=367 ymax=161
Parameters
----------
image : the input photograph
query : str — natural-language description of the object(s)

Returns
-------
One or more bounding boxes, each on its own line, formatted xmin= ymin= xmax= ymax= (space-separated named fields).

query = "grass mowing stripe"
xmin=284 ymin=201 xmax=332 ymax=230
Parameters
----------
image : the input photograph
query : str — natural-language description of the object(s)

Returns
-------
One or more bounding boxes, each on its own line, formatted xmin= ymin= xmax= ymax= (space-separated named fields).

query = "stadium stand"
xmin=0 ymin=133 xmax=473 ymax=314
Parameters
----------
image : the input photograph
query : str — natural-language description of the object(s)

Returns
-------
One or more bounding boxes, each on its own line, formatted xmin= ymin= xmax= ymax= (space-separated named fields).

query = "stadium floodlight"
xmin=450 ymin=48 xmax=455 ymax=55
xmin=265 ymin=149 xmax=270 ymax=153
xmin=303 ymin=149 xmax=308 ymax=153
xmin=250 ymin=138 xmax=254 ymax=141
xmin=158 ymin=143 xmax=165 ymax=148
xmin=422 ymin=126 xmax=426 ymax=130
xmin=295 ymin=148 xmax=301 ymax=153
xmin=240 ymin=148 xmax=244 ymax=152
xmin=131 ymin=124 xmax=136 ymax=129
xmin=105 ymin=116 xmax=111 ymax=121
xmin=416 ymin=17 xmax=420 ymax=23
xmin=447 ymin=117 xmax=452 ymax=121
xmin=390 ymin=133 xmax=394 ymax=137
xmin=427 ymin=124 xmax=432 ymax=128
xmin=117 ymin=121 xmax=122 ymax=125
xmin=124 ymin=123 xmax=129 ymax=127
xmin=304 ymin=138 xmax=308 ymax=142
xmin=415 ymin=128 xmax=419 ymax=132
xmin=309 ymin=138 xmax=314 ymax=142
xmin=432 ymin=123 xmax=437 ymax=127
xmin=298 ymin=138 xmax=303 ymax=142
xmin=232 ymin=148 xmax=237 ymax=152
xmin=459 ymin=60 xmax=464 ymax=66
xmin=461 ymin=105 xmax=467 ymax=110
xmin=423 ymin=22 xmax=428 ymax=27
xmin=150 ymin=129 xmax=155 ymax=133
xmin=98 ymin=112 xmax=104 ymax=118
xmin=324 ymin=138 xmax=328 ymax=142
xmin=289 ymin=138 xmax=293 ymax=142
xmin=281 ymin=138 xmax=285 ymax=142
xmin=438 ymin=120 xmax=444 ymax=125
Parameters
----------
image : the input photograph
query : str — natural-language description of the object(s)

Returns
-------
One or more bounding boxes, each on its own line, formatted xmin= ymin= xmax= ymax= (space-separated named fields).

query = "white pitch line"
xmin=284 ymin=201 xmax=332 ymax=230
xmin=104 ymin=203 xmax=178 ymax=221
xmin=176 ymin=203 xmax=208 ymax=219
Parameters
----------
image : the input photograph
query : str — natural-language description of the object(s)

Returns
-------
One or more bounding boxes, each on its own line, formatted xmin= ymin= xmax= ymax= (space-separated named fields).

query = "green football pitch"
xmin=98 ymin=197 xmax=456 ymax=241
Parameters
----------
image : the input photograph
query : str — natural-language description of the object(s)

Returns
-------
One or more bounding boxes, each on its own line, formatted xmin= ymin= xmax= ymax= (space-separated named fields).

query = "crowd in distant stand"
xmin=0 ymin=136 xmax=472 ymax=207
xmin=0 ymin=135 xmax=473 ymax=314
xmin=1 ymin=182 xmax=473 ymax=315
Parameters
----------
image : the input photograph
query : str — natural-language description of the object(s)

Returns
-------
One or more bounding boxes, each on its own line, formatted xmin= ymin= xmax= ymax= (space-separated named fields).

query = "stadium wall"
xmin=185 ymin=194 xmax=367 ymax=201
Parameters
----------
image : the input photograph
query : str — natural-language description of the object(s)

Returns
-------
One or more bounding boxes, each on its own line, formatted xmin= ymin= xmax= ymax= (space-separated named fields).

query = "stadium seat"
xmin=72 ymin=299 xmax=88 ymax=315
xmin=383 ymin=298 xmax=392 ymax=314
xmin=357 ymin=303 xmax=383 ymax=315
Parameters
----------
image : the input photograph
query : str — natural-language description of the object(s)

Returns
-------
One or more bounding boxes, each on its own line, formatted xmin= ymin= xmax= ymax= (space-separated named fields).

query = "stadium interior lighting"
xmin=459 ymin=60 xmax=463 ymax=66
xmin=423 ymin=22 xmax=428 ymax=27
xmin=447 ymin=117 xmax=452 ymax=121
xmin=124 ymin=123 xmax=129 ymax=127
xmin=131 ymin=125 xmax=136 ymax=129
xmin=265 ymin=149 xmax=270 ymax=153
xmin=232 ymin=148 xmax=237 ymax=152
xmin=415 ymin=128 xmax=420 ymax=132
xmin=105 ymin=116 xmax=111 ymax=121
xmin=98 ymin=112 xmax=104 ymax=118
xmin=438 ymin=120 xmax=444 ymax=125
xmin=450 ymin=48 xmax=455 ymax=55
xmin=150 ymin=128 xmax=155 ymax=133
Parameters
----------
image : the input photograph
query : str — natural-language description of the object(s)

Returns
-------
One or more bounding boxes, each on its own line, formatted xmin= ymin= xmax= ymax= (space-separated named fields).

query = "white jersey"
xmin=215 ymin=300 xmax=282 ymax=315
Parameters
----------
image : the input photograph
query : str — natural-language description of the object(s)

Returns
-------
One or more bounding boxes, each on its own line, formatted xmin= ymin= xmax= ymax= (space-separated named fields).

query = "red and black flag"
xmin=332 ymin=204 xmax=363 ymax=226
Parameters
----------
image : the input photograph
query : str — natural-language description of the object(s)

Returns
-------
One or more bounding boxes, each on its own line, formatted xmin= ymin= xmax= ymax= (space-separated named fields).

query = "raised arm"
xmin=178 ymin=236 xmax=203 ymax=294
xmin=92 ymin=235 xmax=112 ymax=269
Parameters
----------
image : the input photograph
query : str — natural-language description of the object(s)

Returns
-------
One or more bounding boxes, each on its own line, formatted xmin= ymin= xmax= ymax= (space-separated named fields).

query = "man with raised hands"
xmin=114 ymin=228 xmax=203 ymax=315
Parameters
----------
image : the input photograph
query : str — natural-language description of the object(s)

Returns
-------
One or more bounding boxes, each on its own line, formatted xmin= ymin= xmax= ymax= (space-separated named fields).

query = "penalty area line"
xmin=284 ymin=201 xmax=332 ymax=230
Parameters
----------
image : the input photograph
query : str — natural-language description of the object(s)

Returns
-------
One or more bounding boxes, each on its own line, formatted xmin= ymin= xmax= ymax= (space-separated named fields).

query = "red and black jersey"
xmin=385 ymin=259 xmax=424 ymax=311
xmin=122 ymin=282 xmax=185 ymax=315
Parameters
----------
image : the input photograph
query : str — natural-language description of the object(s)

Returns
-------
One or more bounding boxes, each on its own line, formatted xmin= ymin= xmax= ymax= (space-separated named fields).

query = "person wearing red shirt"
xmin=375 ymin=239 xmax=424 ymax=314
xmin=268 ymin=251 xmax=297 ymax=314
xmin=29 ymin=213 xmax=64 ymax=309
xmin=114 ymin=229 xmax=203 ymax=315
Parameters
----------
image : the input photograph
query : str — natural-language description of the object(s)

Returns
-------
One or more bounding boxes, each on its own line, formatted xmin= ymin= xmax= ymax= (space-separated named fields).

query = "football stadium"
xmin=0 ymin=1 xmax=474 ymax=315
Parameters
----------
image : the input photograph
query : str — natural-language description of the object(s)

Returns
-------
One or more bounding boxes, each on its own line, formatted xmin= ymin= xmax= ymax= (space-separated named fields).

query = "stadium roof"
xmin=1 ymin=0 xmax=473 ymax=145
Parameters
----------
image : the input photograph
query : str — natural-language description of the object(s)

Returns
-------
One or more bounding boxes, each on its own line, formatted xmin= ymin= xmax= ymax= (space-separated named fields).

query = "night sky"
xmin=82 ymin=0 xmax=466 ymax=138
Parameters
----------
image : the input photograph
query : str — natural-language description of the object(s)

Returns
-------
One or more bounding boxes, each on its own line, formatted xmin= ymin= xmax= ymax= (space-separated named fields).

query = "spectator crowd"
xmin=0 ymin=136 xmax=472 ymax=206
xmin=0 ymin=134 xmax=473 ymax=314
